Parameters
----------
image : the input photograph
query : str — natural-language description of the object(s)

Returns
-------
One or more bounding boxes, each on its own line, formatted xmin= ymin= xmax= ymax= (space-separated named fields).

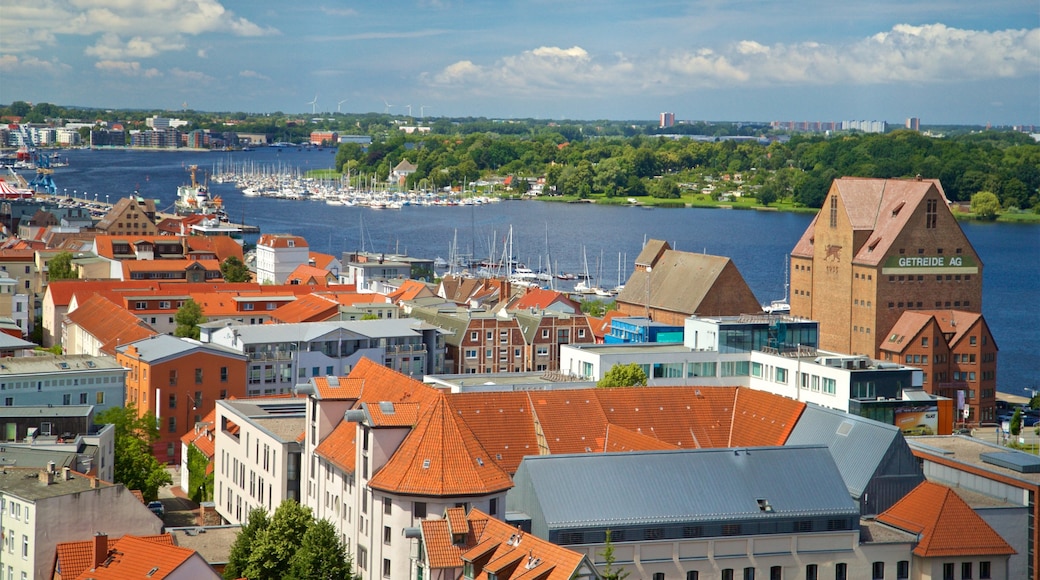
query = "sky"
xmin=1 ymin=1 xmax=1037 ymax=125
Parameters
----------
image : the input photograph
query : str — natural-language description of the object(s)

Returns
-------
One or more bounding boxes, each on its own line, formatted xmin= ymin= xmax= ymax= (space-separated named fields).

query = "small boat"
xmin=556 ymin=273 xmax=577 ymax=280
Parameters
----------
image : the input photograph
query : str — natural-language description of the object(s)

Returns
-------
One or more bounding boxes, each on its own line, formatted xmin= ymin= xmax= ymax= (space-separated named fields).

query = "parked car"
xmin=147 ymin=500 xmax=165 ymax=518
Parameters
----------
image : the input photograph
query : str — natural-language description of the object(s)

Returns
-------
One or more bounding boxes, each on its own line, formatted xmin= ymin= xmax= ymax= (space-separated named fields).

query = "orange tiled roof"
xmin=877 ymin=481 xmax=1015 ymax=558
xmin=309 ymin=251 xmax=337 ymax=270
xmin=74 ymin=534 xmax=197 ymax=579
xmin=368 ymin=395 xmax=513 ymax=496
xmin=286 ymin=263 xmax=335 ymax=286
xmin=313 ymin=420 xmax=357 ymax=474
xmin=312 ymin=376 xmax=365 ymax=400
xmin=729 ymin=387 xmax=805 ymax=448
xmin=510 ymin=288 xmax=579 ymax=313
xmin=445 ymin=506 xmax=469 ymax=535
xmin=366 ymin=401 xmax=422 ymax=427
xmin=269 ymin=293 xmax=339 ymax=323
xmin=64 ymin=294 xmax=158 ymax=355
xmin=601 ymin=423 xmax=679 ymax=453
xmin=258 ymin=233 xmax=308 ymax=248
xmin=446 ymin=392 xmax=540 ymax=473
xmin=924 ymin=310 xmax=985 ymax=348
xmin=388 ymin=279 xmax=434 ymax=303
xmin=121 ymin=258 xmax=221 ymax=275
xmin=55 ymin=534 xmax=173 ymax=580
xmin=421 ymin=508 xmax=588 ymax=580
xmin=880 ymin=311 xmax=934 ymax=352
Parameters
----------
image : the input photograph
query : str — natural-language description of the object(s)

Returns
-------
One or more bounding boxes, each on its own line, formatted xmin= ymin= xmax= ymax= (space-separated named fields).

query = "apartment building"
xmin=255 ymin=234 xmax=309 ymax=285
xmin=0 ymin=354 xmax=127 ymax=413
xmin=116 ymin=335 xmax=247 ymax=463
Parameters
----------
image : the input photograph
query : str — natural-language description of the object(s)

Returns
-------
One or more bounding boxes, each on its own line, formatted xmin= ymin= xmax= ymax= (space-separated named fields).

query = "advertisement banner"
xmin=895 ymin=405 xmax=939 ymax=436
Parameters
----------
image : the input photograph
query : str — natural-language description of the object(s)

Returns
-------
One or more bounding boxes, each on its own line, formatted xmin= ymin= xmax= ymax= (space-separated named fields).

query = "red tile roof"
xmin=308 ymin=251 xmax=337 ymax=270
xmin=64 ymin=294 xmax=158 ymax=355
xmin=268 ymin=294 xmax=338 ymax=323
xmin=510 ymin=288 xmax=580 ymax=313
xmin=421 ymin=508 xmax=589 ymax=580
xmin=446 ymin=392 xmax=540 ymax=473
xmin=258 ymin=233 xmax=308 ymax=248
xmin=73 ymin=534 xmax=198 ymax=579
xmin=368 ymin=395 xmax=514 ymax=496
xmin=877 ymin=481 xmax=1015 ymax=557
xmin=55 ymin=534 xmax=174 ymax=580
xmin=312 ymin=376 xmax=365 ymax=400
xmin=314 ymin=420 xmax=357 ymax=474
xmin=286 ymin=264 xmax=336 ymax=286
xmin=388 ymin=279 xmax=434 ymax=303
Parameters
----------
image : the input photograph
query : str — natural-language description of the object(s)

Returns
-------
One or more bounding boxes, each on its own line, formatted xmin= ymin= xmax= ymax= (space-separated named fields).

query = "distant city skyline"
xmin=1 ymin=1 xmax=1037 ymax=125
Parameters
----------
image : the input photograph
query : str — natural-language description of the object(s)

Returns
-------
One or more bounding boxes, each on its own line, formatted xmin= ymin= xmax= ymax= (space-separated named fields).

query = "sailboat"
xmin=574 ymin=247 xmax=597 ymax=294
xmin=762 ymin=258 xmax=791 ymax=314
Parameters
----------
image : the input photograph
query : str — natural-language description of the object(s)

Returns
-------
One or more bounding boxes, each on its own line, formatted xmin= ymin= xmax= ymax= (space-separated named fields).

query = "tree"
xmin=599 ymin=529 xmax=630 ymax=580
xmin=290 ymin=518 xmax=354 ymax=580
xmin=970 ymin=191 xmax=1001 ymax=220
xmin=186 ymin=444 xmax=214 ymax=503
xmin=174 ymin=299 xmax=206 ymax=339
xmin=225 ymin=508 xmax=270 ymax=580
xmin=94 ymin=405 xmax=172 ymax=501
xmin=48 ymin=251 xmax=77 ymax=281
xmin=598 ymin=363 xmax=647 ymax=388
xmin=220 ymin=256 xmax=252 ymax=282
xmin=1010 ymin=407 xmax=1022 ymax=437
xmin=245 ymin=500 xmax=316 ymax=580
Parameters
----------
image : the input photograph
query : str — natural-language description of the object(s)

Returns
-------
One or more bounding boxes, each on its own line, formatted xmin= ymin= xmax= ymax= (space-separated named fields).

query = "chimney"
xmin=47 ymin=460 xmax=56 ymax=473
xmin=90 ymin=476 xmax=100 ymax=489
xmin=93 ymin=532 xmax=108 ymax=568
xmin=38 ymin=469 xmax=54 ymax=484
xmin=62 ymin=466 xmax=72 ymax=480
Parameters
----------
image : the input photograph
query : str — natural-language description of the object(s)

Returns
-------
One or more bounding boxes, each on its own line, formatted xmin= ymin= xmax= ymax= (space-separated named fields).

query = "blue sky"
xmin=1 ymin=1 xmax=1037 ymax=125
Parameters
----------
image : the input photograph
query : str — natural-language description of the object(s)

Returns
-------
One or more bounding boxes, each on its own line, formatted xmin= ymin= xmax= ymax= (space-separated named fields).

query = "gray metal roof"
xmin=785 ymin=403 xmax=908 ymax=499
xmin=208 ymin=320 xmax=368 ymax=344
xmin=117 ymin=334 xmax=246 ymax=362
xmin=0 ymin=405 xmax=93 ymax=418
xmin=508 ymin=445 xmax=857 ymax=530
xmin=0 ymin=333 xmax=36 ymax=349
xmin=0 ymin=355 xmax=124 ymax=376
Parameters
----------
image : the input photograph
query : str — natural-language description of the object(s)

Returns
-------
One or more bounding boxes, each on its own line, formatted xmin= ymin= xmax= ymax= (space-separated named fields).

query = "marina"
xmin=6 ymin=146 xmax=1037 ymax=396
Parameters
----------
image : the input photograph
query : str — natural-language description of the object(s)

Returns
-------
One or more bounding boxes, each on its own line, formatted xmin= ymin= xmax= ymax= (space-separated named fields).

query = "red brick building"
xmin=791 ymin=177 xmax=983 ymax=357
xmin=880 ymin=310 xmax=998 ymax=424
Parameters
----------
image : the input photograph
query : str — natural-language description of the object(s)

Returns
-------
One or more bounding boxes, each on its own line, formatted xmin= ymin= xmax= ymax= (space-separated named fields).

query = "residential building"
xmin=199 ymin=319 xmax=446 ymax=394
xmin=507 ymin=447 xmax=915 ymax=580
xmin=0 ymin=268 xmax=30 ymax=335
xmin=0 ymin=466 xmax=162 ymax=580
xmin=62 ymin=293 xmax=157 ymax=356
xmin=908 ymin=435 xmax=1040 ymax=577
xmin=0 ymin=405 xmax=116 ymax=482
xmin=614 ymin=240 xmax=762 ymax=324
xmin=880 ymin=310 xmax=998 ymax=424
xmin=790 ymin=177 xmax=982 ymax=356
xmin=213 ymin=397 xmax=305 ymax=523
xmin=116 ymin=335 xmax=248 ymax=463
xmin=418 ymin=507 xmax=600 ymax=580
xmin=876 ymin=481 xmax=1014 ymax=580
xmin=256 ymin=234 xmax=309 ymax=285
xmin=0 ymin=354 xmax=127 ymax=413
xmin=659 ymin=112 xmax=675 ymax=128
xmin=409 ymin=303 xmax=592 ymax=374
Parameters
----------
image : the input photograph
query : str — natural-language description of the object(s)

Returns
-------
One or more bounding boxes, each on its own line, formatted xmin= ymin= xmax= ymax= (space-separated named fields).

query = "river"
xmin=22 ymin=146 xmax=1040 ymax=396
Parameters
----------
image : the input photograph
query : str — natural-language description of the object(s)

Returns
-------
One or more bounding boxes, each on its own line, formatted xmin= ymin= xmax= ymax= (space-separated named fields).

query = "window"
xmin=220 ymin=367 xmax=228 ymax=382
xmin=829 ymin=195 xmax=838 ymax=227
xmin=873 ymin=562 xmax=885 ymax=580
xmin=413 ymin=501 xmax=427 ymax=519
xmin=835 ymin=563 xmax=847 ymax=580
xmin=770 ymin=567 xmax=782 ymax=580
xmin=687 ymin=573 xmax=700 ymax=580
xmin=383 ymin=525 xmax=391 ymax=544
xmin=357 ymin=546 xmax=367 ymax=571
xmin=897 ymin=561 xmax=909 ymax=579
xmin=169 ymin=394 xmax=177 ymax=409
xmin=805 ymin=565 xmax=817 ymax=580
xmin=960 ymin=563 xmax=972 ymax=579
xmin=383 ymin=497 xmax=392 ymax=515
xmin=979 ymin=561 xmax=991 ymax=579
xmin=21 ymin=535 xmax=28 ymax=559
xmin=654 ymin=574 xmax=665 ymax=580
xmin=195 ymin=368 xmax=203 ymax=384
xmin=383 ymin=558 xmax=391 ymax=578
xmin=941 ymin=563 xmax=954 ymax=580
xmin=744 ymin=568 xmax=755 ymax=580
xmin=168 ymin=416 xmax=177 ymax=433
xmin=926 ymin=198 xmax=937 ymax=228
xmin=722 ymin=570 xmax=734 ymax=580
xmin=490 ymin=497 xmax=498 ymax=516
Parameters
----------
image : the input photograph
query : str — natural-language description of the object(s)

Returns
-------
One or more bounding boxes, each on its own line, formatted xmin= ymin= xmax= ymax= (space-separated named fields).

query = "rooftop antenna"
xmin=306 ymin=94 xmax=318 ymax=115
xmin=337 ymin=99 xmax=348 ymax=113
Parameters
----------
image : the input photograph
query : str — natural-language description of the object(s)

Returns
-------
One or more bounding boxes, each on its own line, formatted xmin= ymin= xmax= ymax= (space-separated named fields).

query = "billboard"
xmin=895 ymin=405 xmax=939 ymax=436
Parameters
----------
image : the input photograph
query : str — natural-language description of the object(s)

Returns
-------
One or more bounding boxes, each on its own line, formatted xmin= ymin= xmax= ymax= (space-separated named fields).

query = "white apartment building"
xmin=212 ymin=398 xmax=304 ymax=525
xmin=199 ymin=319 xmax=446 ymax=395
xmin=255 ymin=234 xmax=309 ymax=285
xmin=0 ymin=466 xmax=162 ymax=580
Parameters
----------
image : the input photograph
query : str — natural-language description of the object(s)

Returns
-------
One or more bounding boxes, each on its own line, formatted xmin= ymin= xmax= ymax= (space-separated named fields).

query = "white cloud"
xmin=239 ymin=69 xmax=271 ymax=81
xmin=170 ymin=68 xmax=213 ymax=82
xmin=94 ymin=59 xmax=160 ymax=78
xmin=424 ymin=24 xmax=1040 ymax=97
xmin=1 ymin=0 xmax=277 ymax=58
xmin=0 ymin=53 xmax=67 ymax=73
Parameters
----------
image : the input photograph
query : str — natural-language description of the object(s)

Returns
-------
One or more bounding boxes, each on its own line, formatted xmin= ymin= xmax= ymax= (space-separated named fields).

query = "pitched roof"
xmin=509 ymin=288 xmax=580 ymax=313
xmin=312 ymin=376 xmax=365 ymax=400
xmin=308 ymin=251 xmax=338 ymax=270
xmin=880 ymin=311 xmax=934 ymax=352
xmin=615 ymin=241 xmax=761 ymax=316
xmin=55 ymin=534 xmax=174 ymax=580
xmin=73 ymin=534 xmax=201 ymax=580
xmin=420 ymin=508 xmax=591 ymax=580
xmin=257 ymin=233 xmax=308 ymax=248
xmin=368 ymin=395 xmax=514 ymax=496
xmin=877 ymin=481 xmax=1015 ymax=557
xmin=313 ymin=420 xmax=357 ymax=474
xmin=64 ymin=293 xmax=158 ymax=355
xmin=286 ymin=263 xmax=335 ymax=286
xmin=388 ymin=279 xmax=435 ymax=303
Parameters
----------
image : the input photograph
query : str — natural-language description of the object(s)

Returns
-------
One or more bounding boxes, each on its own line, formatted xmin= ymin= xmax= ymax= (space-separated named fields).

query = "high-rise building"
xmin=906 ymin=117 xmax=921 ymax=131
xmin=659 ymin=112 xmax=675 ymax=128
xmin=789 ymin=177 xmax=982 ymax=357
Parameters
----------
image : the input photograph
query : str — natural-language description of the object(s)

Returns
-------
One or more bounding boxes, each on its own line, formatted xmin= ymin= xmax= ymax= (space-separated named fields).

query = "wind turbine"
xmin=337 ymin=99 xmax=348 ymax=113
xmin=420 ymin=104 xmax=430 ymax=119
xmin=306 ymin=94 xmax=318 ymax=115
xmin=382 ymin=97 xmax=393 ymax=115
xmin=405 ymin=104 xmax=412 ymax=117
